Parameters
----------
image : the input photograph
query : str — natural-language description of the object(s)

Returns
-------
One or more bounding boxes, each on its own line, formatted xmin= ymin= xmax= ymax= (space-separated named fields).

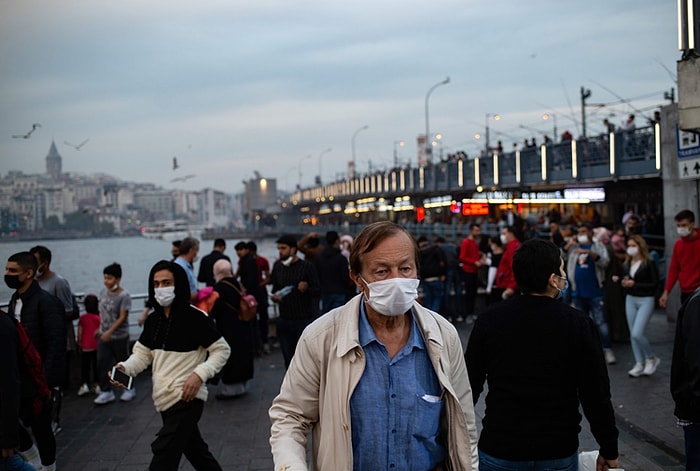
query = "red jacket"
xmin=459 ymin=237 xmax=480 ymax=274
xmin=495 ymin=239 xmax=520 ymax=291
xmin=665 ymin=232 xmax=700 ymax=294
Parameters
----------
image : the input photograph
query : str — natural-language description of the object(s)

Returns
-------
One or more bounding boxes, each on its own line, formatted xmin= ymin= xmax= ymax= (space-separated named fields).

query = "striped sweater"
xmin=121 ymin=305 xmax=230 ymax=412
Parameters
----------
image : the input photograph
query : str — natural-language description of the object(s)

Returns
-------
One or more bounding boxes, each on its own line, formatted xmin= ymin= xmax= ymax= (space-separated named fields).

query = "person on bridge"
xmin=659 ymin=209 xmax=700 ymax=309
xmin=466 ymin=238 xmax=620 ymax=471
xmin=269 ymin=221 xmax=478 ymax=470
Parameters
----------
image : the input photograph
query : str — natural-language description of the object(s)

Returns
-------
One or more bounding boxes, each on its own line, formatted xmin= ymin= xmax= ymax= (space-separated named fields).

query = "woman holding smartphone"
xmin=621 ymin=234 xmax=660 ymax=377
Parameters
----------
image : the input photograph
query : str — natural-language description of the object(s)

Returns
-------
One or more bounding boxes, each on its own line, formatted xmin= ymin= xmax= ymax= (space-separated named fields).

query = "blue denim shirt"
xmin=350 ymin=301 xmax=445 ymax=470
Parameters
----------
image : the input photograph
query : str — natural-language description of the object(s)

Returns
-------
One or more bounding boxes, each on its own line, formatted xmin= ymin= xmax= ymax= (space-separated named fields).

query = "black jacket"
xmin=9 ymin=281 xmax=66 ymax=388
xmin=671 ymin=288 xmax=700 ymax=421
xmin=466 ymin=294 xmax=619 ymax=461
xmin=314 ymin=245 xmax=351 ymax=295
xmin=623 ymin=259 xmax=659 ymax=298
xmin=197 ymin=251 xmax=230 ymax=286
xmin=419 ymin=244 xmax=446 ymax=279
xmin=0 ymin=312 xmax=20 ymax=450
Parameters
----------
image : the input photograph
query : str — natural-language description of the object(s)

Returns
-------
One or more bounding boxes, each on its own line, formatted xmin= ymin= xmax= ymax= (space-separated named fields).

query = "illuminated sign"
xmin=462 ymin=203 xmax=489 ymax=216
xmin=563 ymin=188 xmax=605 ymax=202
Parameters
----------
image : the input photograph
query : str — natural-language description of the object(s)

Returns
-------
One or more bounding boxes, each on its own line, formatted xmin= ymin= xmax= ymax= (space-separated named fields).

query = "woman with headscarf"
xmin=211 ymin=259 xmax=256 ymax=399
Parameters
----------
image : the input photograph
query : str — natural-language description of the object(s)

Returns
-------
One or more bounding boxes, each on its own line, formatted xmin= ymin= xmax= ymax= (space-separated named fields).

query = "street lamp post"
xmin=317 ymin=147 xmax=332 ymax=186
xmin=298 ymin=155 xmax=311 ymax=190
xmin=393 ymin=140 xmax=405 ymax=167
xmin=543 ymin=113 xmax=557 ymax=141
xmin=485 ymin=113 xmax=501 ymax=154
xmin=425 ymin=77 xmax=450 ymax=165
xmin=351 ymin=125 xmax=369 ymax=178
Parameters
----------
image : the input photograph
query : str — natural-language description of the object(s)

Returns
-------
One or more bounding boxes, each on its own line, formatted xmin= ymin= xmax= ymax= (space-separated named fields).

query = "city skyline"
xmin=1 ymin=1 xmax=678 ymax=194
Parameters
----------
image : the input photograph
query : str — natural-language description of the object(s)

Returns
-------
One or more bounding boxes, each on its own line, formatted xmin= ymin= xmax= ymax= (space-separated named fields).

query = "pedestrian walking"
xmin=659 ymin=209 xmax=700 ymax=309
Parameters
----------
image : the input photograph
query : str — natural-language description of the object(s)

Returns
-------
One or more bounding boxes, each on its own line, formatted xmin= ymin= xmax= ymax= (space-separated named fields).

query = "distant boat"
xmin=140 ymin=221 xmax=202 ymax=241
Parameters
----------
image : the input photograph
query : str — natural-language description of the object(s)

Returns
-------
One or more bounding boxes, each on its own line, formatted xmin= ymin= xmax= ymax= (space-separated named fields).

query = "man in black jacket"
xmin=417 ymin=235 xmax=446 ymax=313
xmin=314 ymin=231 xmax=351 ymax=314
xmin=5 ymin=251 xmax=65 ymax=471
xmin=0 ymin=311 xmax=25 ymax=470
xmin=671 ymin=287 xmax=700 ymax=471
xmin=465 ymin=239 xmax=620 ymax=471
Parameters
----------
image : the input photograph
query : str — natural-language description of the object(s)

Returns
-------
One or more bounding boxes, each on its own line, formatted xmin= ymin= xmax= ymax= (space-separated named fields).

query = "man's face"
xmin=153 ymin=269 xmax=175 ymax=289
xmin=103 ymin=274 xmax=120 ymax=290
xmin=236 ymin=247 xmax=249 ymax=259
xmin=277 ymin=244 xmax=294 ymax=260
xmin=471 ymin=226 xmax=481 ymax=238
xmin=4 ymin=261 xmax=33 ymax=290
xmin=625 ymin=219 xmax=639 ymax=233
xmin=677 ymin=218 xmax=694 ymax=233
xmin=352 ymin=233 xmax=417 ymax=288
xmin=171 ymin=246 xmax=179 ymax=258
xmin=31 ymin=253 xmax=47 ymax=276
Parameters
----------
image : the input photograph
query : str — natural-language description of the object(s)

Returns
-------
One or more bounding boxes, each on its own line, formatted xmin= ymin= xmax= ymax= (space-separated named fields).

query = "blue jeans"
xmin=625 ymin=295 xmax=655 ymax=364
xmin=0 ymin=455 xmax=36 ymax=471
xmin=573 ymin=296 xmax=612 ymax=349
xmin=321 ymin=293 xmax=346 ymax=315
xmin=276 ymin=317 xmax=314 ymax=369
xmin=685 ymin=423 xmax=700 ymax=471
xmin=421 ymin=279 xmax=444 ymax=313
xmin=479 ymin=450 xmax=578 ymax=471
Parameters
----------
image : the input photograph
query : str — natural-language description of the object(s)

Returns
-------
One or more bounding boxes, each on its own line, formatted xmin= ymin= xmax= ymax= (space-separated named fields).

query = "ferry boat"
xmin=140 ymin=220 xmax=202 ymax=241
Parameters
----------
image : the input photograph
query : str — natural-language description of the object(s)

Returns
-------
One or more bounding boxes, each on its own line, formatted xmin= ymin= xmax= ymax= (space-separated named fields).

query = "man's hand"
xmin=182 ymin=372 xmax=203 ymax=402
xmin=502 ymin=288 xmax=515 ymax=299
xmin=100 ymin=331 xmax=112 ymax=343
xmin=596 ymin=453 xmax=620 ymax=471
xmin=297 ymin=281 xmax=309 ymax=293
xmin=2 ymin=448 xmax=15 ymax=458
xmin=659 ymin=290 xmax=669 ymax=308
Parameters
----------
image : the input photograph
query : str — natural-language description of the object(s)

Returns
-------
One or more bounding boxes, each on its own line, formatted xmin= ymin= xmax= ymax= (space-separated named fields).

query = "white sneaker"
xmin=604 ymin=349 xmax=617 ymax=365
xmin=94 ymin=390 xmax=115 ymax=405
xmin=628 ymin=363 xmax=644 ymax=377
xmin=77 ymin=383 xmax=90 ymax=396
xmin=120 ymin=388 xmax=136 ymax=402
xmin=643 ymin=357 xmax=660 ymax=376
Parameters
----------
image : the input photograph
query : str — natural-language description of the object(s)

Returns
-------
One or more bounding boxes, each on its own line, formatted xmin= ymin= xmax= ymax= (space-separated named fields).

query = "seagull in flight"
xmin=173 ymin=157 xmax=179 ymax=170
xmin=12 ymin=123 xmax=41 ymax=139
xmin=171 ymin=174 xmax=196 ymax=183
xmin=64 ymin=138 xmax=90 ymax=150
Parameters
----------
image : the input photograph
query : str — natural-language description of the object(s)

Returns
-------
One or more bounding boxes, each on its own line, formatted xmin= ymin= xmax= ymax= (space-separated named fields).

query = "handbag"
xmin=221 ymin=280 xmax=258 ymax=321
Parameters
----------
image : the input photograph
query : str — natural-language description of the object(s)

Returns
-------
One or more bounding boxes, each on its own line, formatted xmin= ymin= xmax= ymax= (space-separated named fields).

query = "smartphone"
xmin=111 ymin=366 xmax=133 ymax=390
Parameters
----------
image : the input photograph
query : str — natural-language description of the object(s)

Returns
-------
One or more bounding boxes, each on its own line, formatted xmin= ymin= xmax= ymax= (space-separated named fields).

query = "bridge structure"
xmin=278 ymin=125 xmax=663 ymax=231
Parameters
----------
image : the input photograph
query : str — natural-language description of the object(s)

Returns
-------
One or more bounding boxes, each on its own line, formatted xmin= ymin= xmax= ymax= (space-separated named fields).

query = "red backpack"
xmin=10 ymin=315 xmax=51 ymax=419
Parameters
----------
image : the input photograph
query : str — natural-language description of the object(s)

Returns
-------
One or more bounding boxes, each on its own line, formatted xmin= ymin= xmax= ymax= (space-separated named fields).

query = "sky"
xmin=0 ymin=0 xmax=679 ymax=195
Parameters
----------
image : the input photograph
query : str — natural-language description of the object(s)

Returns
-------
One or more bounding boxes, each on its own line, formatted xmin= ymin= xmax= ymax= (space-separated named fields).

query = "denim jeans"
xmin=479 ymin=449 xmax=578 ymax=471
xmin=276 ymin=317 xmax=314 ymax=369
xmin=573 ymin=296 xmax=612 ymax=349
xmin=420 ymin=279 xmax=444 ymax=313
xmin=625 ymin=295 xmax=655 ymax=364
xmin=684 ymin=422 xmax=700 ymax=471
xmin=0 ymin=455 xmax=36 ymax=471
xmin=321 ymin=293 xmax=346 ymax=315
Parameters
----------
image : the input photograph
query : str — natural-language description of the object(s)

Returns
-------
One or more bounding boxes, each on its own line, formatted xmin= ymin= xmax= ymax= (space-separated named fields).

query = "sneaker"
xmin=92 ymin=384 xmax=101 ymax=395
xmin=51 ymin=421 xmax=62 ymax=435
xmin=94 ymin=390 xmax=115 ymax=405
xmin=643 ymin=357 xmax=660 ymax=376
xmin=604 ymin=349 xmax=616 ymax=365
xmin=120 ymin=388 xmax=136 ymax=402
xmin=77 ymin=383 xmax=90 ymax=396
xmin=628 ymin=363 xmax=644 ymax=377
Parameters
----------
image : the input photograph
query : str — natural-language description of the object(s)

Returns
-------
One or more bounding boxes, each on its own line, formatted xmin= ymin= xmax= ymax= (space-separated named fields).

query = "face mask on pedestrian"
xmin=360 ymin=276 xmax=419 ymax=317
xmin=577 ymin=235 xmax=589 ymax=244
xmin=281 ymin=256 xmax=293 ymax=267
xmin=4 ymin=274 xmax=24 ymax=290
xmin=154 ymin=286 xmax=176 ymax=307
xmin=500 ymin=234 xmax=507 ymax=245
xmin=626 ymin=246 xmax=639 ymax=257
xmin=677 ymin=227 xmax=691 ymax=238
xmin=554 ymin=275 xmax=569 ymax=301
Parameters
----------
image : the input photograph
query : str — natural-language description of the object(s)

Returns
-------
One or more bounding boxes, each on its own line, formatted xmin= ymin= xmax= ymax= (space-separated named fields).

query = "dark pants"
xmin=461 ymin=271 xmax=478 ymax=317
xmin=98 ymin=337 xmax=130 ymax=391
xmin=150 ymin=400 xmax=221 ymax=471
xmin=18 ymin=402 xmax=55 ymax=466
xmin=479 ymin=449 xmax=577 ymax=471
xmin=81 ymin=350 xmax=98 ymax=384
xmin=0 ymin=455 xmax=36 ymax=471
xmin=276 ymin=317 xmax=314 ymax=369
xmin=685 ymin=423 xmax=700 ymax=471
xmin=321 ymin=293 xmax=346 ymax=315
xmin=257 ymin=302 xmax=269 ymax=346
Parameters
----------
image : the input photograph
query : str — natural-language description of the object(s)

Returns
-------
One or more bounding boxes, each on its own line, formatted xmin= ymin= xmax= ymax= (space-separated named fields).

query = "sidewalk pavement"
xmin=53 ymin=308 xmax=685 ymax=470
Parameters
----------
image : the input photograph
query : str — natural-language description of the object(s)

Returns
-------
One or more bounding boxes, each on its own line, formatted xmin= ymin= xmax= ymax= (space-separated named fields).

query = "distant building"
xmin=45 ymin=140 xmax=62 ymax=180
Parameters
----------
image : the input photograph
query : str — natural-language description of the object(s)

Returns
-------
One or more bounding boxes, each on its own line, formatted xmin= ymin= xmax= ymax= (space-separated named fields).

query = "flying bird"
xmin=173 ymin=157 xmax=179 ymax=170
xmin=171 ymin=174 xmax=196 ymax=183
xmin=64 ymin=138 xmax=90 ymax=150
xmin=12 ymin=123 xmax=41 ymax=139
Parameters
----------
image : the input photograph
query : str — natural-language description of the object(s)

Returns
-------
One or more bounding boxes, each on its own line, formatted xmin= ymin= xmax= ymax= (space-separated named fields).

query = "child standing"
xmin=77 ymin=294 xmax=100 ymax=396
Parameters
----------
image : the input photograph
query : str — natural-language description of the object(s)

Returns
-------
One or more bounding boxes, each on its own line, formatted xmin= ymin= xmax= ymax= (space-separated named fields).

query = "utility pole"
xmin=581 ymin=87 xmax=591 ymax=138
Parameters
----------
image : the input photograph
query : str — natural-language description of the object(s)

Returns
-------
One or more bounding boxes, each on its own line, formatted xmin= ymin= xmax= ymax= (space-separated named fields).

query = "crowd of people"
xmin=2 ymin=206 xmax=700 ymax=470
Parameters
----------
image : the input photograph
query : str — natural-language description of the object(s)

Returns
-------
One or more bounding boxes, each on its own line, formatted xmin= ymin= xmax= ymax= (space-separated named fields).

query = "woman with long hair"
xmin=621 ymin=234 xmax=660 ymax=377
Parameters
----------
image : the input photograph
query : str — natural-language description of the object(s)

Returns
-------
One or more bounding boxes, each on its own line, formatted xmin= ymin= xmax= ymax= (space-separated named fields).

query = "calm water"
xmin=0 ymin=236 xmax=281 ymax=304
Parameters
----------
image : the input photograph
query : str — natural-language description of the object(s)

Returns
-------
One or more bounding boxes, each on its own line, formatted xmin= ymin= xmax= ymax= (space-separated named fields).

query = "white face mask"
xmin=626 ymin=246 xmax=639 ymax=257
xmin=154 ymin=286 xmax=176 ymax=307
xmin=109 ymin=283 xmax=120 ymax=292
xmin=577 ymin=235 xmax=589 ymax=244
xmin=499 ymin=234 xmax=507 ymax=245
xmin=361 ymin=276 xmax=419 ymax=317
xmin=677 ymin=227 xmax=691 ymax=238
xmin=281 ymin=255 xmax=293 ymax=267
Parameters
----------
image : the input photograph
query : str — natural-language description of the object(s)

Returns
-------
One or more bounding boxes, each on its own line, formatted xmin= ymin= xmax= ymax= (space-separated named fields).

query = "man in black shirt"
xmin=197 ymin=238 xmax=229 ymax=287
xmin=465 ymin=239 xmax=620 ymax=471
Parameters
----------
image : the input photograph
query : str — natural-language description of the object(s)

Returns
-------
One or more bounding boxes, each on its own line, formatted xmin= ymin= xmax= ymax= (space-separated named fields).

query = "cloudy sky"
xmin=0 ymin=0 xmax=678 ymax=194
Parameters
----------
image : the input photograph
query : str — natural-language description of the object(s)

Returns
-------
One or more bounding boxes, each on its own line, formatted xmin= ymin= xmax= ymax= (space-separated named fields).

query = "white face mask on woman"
xmin=154 ymin=286 xmax=176 ymax=307
xmin=626 ymin=246 xmax=639 ymax=257
xmin=361 ymin=276 xmax=419 ymax=317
